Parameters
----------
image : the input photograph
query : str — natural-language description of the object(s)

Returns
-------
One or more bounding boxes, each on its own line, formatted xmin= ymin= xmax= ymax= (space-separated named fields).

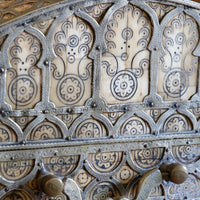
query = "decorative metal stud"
xmin=21 ymin=140 xmax=26 ymax=145
xmin=148 ymin=101 xmax=154 ymax=107
xmin=0 ymin=68 xmax=5 ymax=74
xmin=91 ymin=102 xmax=97 ymax=108
xmin=44 ymin=60 xmax=49 ymax=66
xmin=96 ymin=45 xmax=101 ymax=51
xmin=66 ymin=108 xmax=73 ymax=113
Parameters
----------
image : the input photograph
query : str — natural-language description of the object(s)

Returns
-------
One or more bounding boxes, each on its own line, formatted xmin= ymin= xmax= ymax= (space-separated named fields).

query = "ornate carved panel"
xmin=0 ymin=0 xmax=200 ymax=199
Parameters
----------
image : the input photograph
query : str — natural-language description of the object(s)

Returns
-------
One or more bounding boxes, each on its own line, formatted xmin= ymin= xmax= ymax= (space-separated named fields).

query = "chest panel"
xmin=0 ymin=0 xmax=200 ymax=199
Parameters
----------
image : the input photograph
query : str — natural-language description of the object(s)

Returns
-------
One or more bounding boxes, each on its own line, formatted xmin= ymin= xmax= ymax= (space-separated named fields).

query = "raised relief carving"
xmin=73 ymin=169 xmax=94 ymax=189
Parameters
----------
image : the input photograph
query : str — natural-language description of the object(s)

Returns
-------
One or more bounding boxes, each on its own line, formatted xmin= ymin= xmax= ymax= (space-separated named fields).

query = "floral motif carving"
xmin=163 ymin=113 xmax=191 ymax=133
xmin=73 ymin=169 xmax=94 ymax=188
xmin=114 ymin=164 xmax=137 ymax=184
xmin=7 ymin=31 xmax=41 ymax=109
xmin=75 ymin=118 xmax=107 ymax=138
xmin=120 ymin=116 xmax=149 ymax=136
xmin=87 ymin=182 xmax=120 ymax=200
xmin=158 ymin=13 xmax=199 ymax=100
xmin=131 ymin=148 xmax=164 ymax=169
xmin=172 ymin=145 xmax=200 ymax=164
xmin=0 ymin=160 xmax=34 ymax=181
xmin=88 ymin=152 xmax=122 ymax=173
xmin=101 ymin=4 xmax=152 ymax=103
xmin=1 ymin=190 xmax=32 ymax=200
xmin=169 ymin=175 xmax=200 ymax=198
xmin=51 ymin=14 xmax=93 ymax=107
xmin=43 ymin=155 xmax=79 ymax=176
xmin=0 ymin=123 xmax=16 ymax=142
xmin=27 ymin=121 xmax=62 ymax=141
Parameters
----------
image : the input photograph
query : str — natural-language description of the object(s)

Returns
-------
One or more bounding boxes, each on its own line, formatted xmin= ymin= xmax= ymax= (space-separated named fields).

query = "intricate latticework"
xmin=0 ymin=0 xmax=200 ymax=199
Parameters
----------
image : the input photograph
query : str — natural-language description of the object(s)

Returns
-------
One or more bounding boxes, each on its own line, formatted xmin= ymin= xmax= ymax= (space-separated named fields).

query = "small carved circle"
xmin=68 ymin=35 xmax=79 ymax=47
xmin=8 ymin=75 xmax=37 ymax=106
xmin=163 ymin=69 xmax=188 ymax=98
xmin=121 ymin=52 xmax=129 ymax=61
xmin=122 ymin=27 xmax=133 ymax=40
xmin=57 ymin=74 xmax=84 ymax=105
xmin=175 ymin=33 xmax=186 ymax=45
xmin=111 ymin=70 xmax=137 ymax=101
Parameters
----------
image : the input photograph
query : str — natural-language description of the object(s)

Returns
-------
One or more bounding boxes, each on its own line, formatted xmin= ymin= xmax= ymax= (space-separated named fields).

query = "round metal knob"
xmin=39 ymin=174 xmax=64 ymax=197
xmin=170 ymin=163 xmax=188 ymax=184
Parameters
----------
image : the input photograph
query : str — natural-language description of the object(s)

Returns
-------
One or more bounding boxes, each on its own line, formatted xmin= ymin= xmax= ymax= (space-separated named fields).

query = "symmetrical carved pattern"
xmin=6 ymin=31 xmax=41 ymax=109
xmin=162 ymin=113 xmax=191 ymax=133
xmin=43 ymin=155 xmax=79 ymax=176
xmin=57 ymin=114 xmax=80 ymax=128
xmin=0 ymin=123 xmax=16 ymax=142
xmin=11 ymin=116 xmax=35 ymax=131
xmin=32 ymin=19 xmax=54 ymax=35
xmin=83 ymin=3 xmax=112 ymax=22
xmin=158 ymin=13 xmax=199 ymax=100
xmin=73 ymin=169 xmax=94 ymax=189
xmin=86 ymin=182 xmax=120 ymax=200
xmin=50 ymin=14 xmax=93 ymax=107
xmin=114 ymin=164 xmax=137 ymax=184
xmin=0 ymin=0 xmax=200 ymax=199
xmin=131 ymin=148 xmax=164 ymax=169
xmin=27 ymin=121 xmax=62 ymax=141
xmin=103 ymin=112 xmax=124 ymax=125
xmin=1 ymin=190 xmax=32 ymax=200
xmin=172 ymin=144 xmax=200 ymax=164
xmin=88 ymin=152 xmax=122 ymax=173
xmin=0 ymin=160 xmax=34 ymax=181
xmin=74 ymin=118 xmax=107 ymax=138
xmin=101 ymin=4 xmax=152 ymax=103
xmin=120 ymin=116 xmax=150 ymax=136
xmin=147 ymin=3 xmax=175 ymax=22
